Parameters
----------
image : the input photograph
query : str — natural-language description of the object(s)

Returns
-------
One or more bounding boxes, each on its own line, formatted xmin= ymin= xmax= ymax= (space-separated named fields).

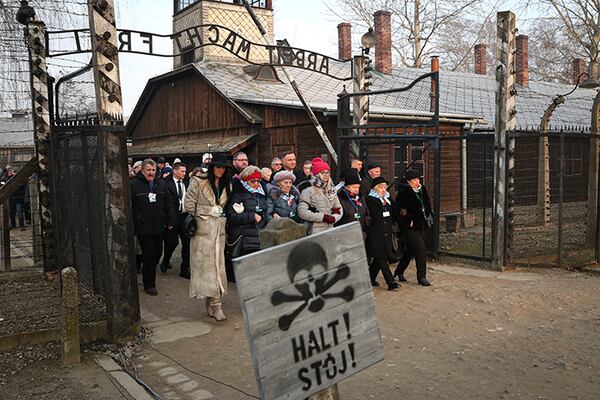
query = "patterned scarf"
xmin=242 ymin=181 xmax=265 ymax=196
xmin=369 ymin=189 xmax=391 ymax=205
xmin=281 ymin=192 xmax=295 ymax=207
xmin=310 ymin=175 xmax=336 ymax=196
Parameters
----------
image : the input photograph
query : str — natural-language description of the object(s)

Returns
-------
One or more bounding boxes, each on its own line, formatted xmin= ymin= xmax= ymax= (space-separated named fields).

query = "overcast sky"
xmin=117 ymin=0 xmax=341 ymax=115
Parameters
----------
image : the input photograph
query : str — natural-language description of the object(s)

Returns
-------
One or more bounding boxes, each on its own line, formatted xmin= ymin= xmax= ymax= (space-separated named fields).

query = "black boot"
xmin=394 ymin=269 xmax=407 ymax=282
xmin=418 ymin=278 xmax=432 ymax=286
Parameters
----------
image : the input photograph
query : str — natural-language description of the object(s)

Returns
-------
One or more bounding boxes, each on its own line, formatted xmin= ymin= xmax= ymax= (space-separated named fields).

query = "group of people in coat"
xmin=131 ymin=153 xmax=433 ymax=323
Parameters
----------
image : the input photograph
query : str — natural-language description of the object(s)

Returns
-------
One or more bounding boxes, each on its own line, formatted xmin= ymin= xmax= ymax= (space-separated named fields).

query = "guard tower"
xmin=172 ymin=0 xmax=274 ymax=68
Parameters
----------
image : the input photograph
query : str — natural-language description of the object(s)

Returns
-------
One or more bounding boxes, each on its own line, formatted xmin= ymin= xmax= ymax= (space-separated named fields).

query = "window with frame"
xmin=564 ymin=144 xmax=583 ymax=176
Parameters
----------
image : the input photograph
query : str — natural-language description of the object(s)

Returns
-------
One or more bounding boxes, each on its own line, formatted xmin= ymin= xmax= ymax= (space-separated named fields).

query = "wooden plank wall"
xmin=130 ymin=73 xmax=251 ymax=140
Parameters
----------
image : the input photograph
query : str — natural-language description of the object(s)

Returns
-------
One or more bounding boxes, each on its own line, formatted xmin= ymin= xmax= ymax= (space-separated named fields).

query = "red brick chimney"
xmin=337 ymin=22 xmax=352 ymax=60
xmin=374 ymin=10 xmax=392 ymax=74
xmin=572 ymin=58 xmax=586 ymax=85
xmin=516 ymin=35 xmax=529 ymax=87
xmin=265 ymin=0 xmax=272 ymax=9
xmin=474 ymin=44 xmax=487 ymax=75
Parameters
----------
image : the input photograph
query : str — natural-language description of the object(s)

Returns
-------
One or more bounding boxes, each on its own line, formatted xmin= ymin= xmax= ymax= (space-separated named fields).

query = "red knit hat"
xmin=311 ymin=157 xmax=330 ymax=175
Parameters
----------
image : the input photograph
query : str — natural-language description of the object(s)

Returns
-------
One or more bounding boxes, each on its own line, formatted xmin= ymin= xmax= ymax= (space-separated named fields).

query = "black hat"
xmin=403 ymin=169 xmax=421 ymax=181
xmin=210 ymin=152 xmax=229 ymax=167
xmin=366 ymin=163 xmax=381 ymax=172
xmin=370 ymin=176 xmax=389 ymax=189
xmin=157 ymin=156 xmax=166 ymax=163
xmin=340 ymin=167 xmax=360 ymax=179
xmin=342 ymin=169 xmax=361 ymax=186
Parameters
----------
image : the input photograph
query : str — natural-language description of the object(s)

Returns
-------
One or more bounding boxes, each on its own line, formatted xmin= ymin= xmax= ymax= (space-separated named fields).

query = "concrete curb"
xmin=94 ymin=355 xmax=156 ymax=400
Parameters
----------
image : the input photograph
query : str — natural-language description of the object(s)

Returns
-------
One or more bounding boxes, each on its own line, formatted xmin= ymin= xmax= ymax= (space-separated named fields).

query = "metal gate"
xmin=337 ymin=71 xmax=442 ymax=255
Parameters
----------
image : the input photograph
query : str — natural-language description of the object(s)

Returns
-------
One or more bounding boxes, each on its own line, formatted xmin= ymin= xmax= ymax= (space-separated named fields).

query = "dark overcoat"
xmin=334 ymin=187 xmax=369 ymax=232
xmin=225 ymin=182 xmax=269 ymax=255
xmin=365 ymin=195 xmax=396 ymax=260
xmin=394 ymin=183 xmax=433 ymax=231
xmin=130 ymin=173 xmax=175 ymax=236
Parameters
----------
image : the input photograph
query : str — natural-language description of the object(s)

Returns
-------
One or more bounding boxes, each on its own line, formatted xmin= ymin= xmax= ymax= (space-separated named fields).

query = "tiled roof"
xmin=191 ymin=61 xmax=597 ymax=129
xmin=0 ymin=116 xmax=34 ymax=147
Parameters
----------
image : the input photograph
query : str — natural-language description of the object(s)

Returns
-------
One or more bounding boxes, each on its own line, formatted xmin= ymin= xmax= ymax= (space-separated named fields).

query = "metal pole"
xmin=558 ymin=132 xmax=564 ymax=267
xmin=482 ymin=140 xmax=487 ymax=259
xmin=588 ymin=92 xmax=600 ymax=247
xmin=240 ymin=0 xmax=338 ymax=164
xmin=433 ymin=137 xmax=441 ymax=257
xmin=337 ymin=88 xmax=351 ymax=172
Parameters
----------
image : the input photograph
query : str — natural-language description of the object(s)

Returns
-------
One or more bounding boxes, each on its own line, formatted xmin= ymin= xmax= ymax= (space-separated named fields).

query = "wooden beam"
xmin=0 ymin=157 xmax=36 ymax=205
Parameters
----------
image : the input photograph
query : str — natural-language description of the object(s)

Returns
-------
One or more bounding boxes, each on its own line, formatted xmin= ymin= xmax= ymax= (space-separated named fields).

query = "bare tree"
xmin=526 ymin=16 xmax=584 ymax=84
xmin=0 ymin=0 xmax=89 ymax=113
xmin=326 ymin=0 xmax=488 ymax=69
xmin=544 ymin=0 xmax=600 ymax=77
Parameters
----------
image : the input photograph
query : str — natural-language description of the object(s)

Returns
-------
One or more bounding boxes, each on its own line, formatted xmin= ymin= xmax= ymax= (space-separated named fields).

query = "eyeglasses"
xmin=249 ymin=179 xmax=261 ymax=183
xmin=236 ymin=159 xmax=248 ymax=162
xmin=273 ymin=163 xmax=283 ymax=166
xmin=320 ymin=171 xmax=331 ymax=175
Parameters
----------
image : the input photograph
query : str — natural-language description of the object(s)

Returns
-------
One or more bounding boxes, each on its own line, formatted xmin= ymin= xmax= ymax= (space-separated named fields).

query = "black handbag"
xmin=225 ymin=233 xmax=243 ymax=259
xmin=182 ymin=213 xmax=197 ymax=238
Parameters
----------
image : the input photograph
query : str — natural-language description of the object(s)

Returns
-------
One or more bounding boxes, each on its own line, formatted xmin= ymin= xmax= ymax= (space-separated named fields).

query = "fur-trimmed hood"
xmin=268 ymin=184 xmax=300 ymax=200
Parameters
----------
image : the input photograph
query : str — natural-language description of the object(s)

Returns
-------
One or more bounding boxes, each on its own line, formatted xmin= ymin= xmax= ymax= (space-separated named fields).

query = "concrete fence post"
xmin=61 ymin=266 xmax=80 ymax=365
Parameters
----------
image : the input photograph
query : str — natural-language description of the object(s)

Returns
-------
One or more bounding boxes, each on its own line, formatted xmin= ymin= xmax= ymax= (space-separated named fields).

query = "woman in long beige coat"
xmin=184 ymin=153 xmax=230 ymax=321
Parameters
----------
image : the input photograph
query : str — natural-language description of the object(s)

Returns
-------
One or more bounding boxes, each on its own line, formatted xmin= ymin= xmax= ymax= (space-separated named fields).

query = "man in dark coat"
xmin=6 ymin=166 xmax=27 ymax=230
xmin=131 ymin=159 xmax=175 ymax=295
xmin=160 ymin=162 xmax=191 ymax=279
xmin=394 ymin=169 xmax=433 ymax=286
xmin=360 ymin=163 xmax=382 ymax=198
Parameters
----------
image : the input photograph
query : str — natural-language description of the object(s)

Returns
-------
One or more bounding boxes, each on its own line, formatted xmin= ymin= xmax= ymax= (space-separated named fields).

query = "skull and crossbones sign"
xmin=271 ymin=241 xmax=354 ymax=331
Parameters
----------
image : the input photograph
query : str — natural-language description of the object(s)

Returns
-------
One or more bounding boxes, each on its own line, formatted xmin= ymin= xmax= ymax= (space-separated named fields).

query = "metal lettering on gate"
xmin=46 ymin=24 xmax=352 ymax=81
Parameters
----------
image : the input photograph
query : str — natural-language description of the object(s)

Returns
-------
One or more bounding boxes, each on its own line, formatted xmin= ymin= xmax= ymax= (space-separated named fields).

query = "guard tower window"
xmin=181 ymin=46 xmax=195 ymax=65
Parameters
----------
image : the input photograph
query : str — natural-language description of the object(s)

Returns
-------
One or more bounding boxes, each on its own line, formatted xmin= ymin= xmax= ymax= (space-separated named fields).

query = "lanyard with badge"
xmin=215 ymin=185 xmax=226 ymax=217
xmin=148 ymin=181 xmax=157 ymax=203
xmin=344 ymin=189 xmax=362 ymax=220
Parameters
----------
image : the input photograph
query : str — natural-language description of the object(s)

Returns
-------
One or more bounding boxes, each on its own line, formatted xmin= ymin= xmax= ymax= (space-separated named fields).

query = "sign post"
xmin=234 ymin=223 xmax=384 ymax=400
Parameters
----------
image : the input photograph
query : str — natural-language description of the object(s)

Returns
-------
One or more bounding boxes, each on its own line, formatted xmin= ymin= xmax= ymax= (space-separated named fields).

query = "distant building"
xmin=0 ymin=112 xmax=35 ymax=173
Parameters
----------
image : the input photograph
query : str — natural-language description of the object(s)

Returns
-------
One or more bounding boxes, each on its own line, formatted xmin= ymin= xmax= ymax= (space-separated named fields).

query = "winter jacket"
xmin=130 ymin=173 xmax=175 ymax=237
xmin=297 ymin=183 xmax=342 ymax=234
xmin=334 ymin=187 xmax=369 ymax=232
xmin=365 ymin=195 xmax=396 ymax=260
xmin=266 ymin=185 xmax=300 ymax=222
xmin=226 ymin=181 xmax=269 ymax=255
xmin=394 ymin=183 xmax=433 ymax=232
